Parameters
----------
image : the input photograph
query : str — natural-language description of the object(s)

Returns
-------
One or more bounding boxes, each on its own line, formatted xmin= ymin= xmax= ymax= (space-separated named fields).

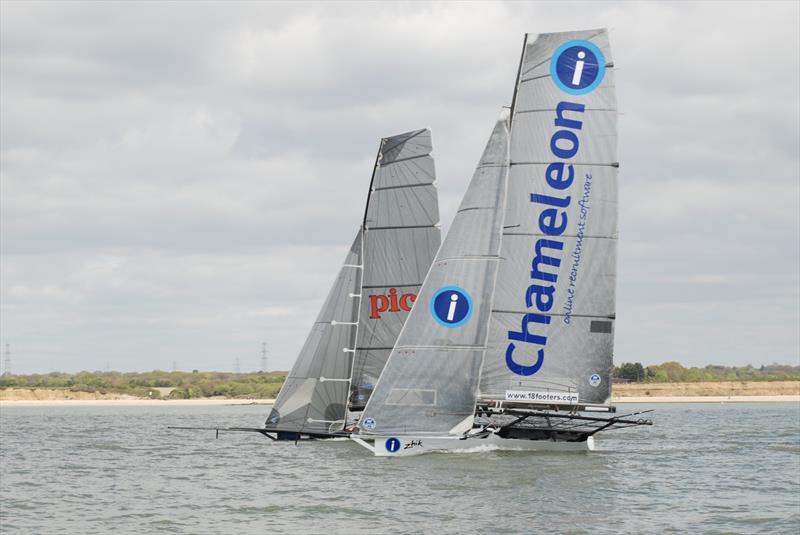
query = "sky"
xmin=1 ymin=1 xmax=798 ymax=374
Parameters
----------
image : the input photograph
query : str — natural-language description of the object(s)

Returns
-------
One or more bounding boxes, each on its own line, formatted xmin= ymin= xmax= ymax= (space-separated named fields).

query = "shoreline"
xmin=1 ymin=395 xmax=798 ymax=408
xmin=0 ymin=398 xmax=275 ymax=407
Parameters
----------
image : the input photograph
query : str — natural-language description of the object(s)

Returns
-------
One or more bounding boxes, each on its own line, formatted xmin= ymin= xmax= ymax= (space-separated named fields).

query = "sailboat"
xmin=351 ymin=29 xmax=651 ymax=456
xmin=264 ymin=129 xmax=442 ymax=439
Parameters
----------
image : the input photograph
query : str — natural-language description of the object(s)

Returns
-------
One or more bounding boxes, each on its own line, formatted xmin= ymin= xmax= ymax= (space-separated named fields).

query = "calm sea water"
xmin=1 ymin=403 xmax=798 ymax=534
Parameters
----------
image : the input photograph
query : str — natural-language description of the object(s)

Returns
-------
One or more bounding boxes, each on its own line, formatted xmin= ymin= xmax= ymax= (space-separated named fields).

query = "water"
xmin=1 ymin=403 xmax=798 ymax=534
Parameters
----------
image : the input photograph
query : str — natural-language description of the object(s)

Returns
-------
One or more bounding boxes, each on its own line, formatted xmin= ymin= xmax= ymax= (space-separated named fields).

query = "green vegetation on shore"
xmin=0 ymin=371 xmax=286 ymax=399
xmin=1 ymin=362 xmax=798 ymax=399
xmin=613 ymin=362 xmax=800 ymax=383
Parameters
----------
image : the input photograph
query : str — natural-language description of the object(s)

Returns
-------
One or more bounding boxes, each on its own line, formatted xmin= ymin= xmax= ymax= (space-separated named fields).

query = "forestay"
xmin=358 ymin=115 xmax=510 ymax=436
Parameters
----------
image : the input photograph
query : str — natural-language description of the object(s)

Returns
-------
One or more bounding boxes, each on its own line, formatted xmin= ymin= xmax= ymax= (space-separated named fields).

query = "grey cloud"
xmin=1 ymin=1 xmax=798 ymax=373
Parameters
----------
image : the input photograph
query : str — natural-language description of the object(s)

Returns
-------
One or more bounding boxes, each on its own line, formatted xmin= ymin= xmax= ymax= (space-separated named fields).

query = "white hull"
xmin=351 ymin=434 xmax=594 ymax=457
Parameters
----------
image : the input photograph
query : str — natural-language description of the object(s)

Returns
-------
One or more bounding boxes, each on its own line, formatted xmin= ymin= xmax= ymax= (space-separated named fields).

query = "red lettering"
xmin=388 ymin=288 xmax=399 ymax=312
xmin=369 ymin=294 xmax=389 ymax=319
xmin=399 ymin=293 xmax=416 ymax=311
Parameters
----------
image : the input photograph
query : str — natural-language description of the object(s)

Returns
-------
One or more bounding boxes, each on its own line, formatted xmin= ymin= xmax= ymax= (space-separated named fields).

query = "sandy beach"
xmin=2 ymin=382 xmax=799 ymax=407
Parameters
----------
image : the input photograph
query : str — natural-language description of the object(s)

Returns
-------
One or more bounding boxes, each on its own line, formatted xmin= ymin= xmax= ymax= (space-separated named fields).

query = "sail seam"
xmin=396 ymin=345 xmax=487 ymax=350
xmin=367 ymin=224 xmax=437 ymax=231
xmin=510 ymin=161 xmax=619 ymax=168
xmin=502 ymin=232 xmax=616 ymax=239
xmin=381 ymin=153 xmax=430 ymax=166
xmin=373 ymin=182 xmax=434 ymax=192
xmin=514 ymin=107 xmax=616 ymax=114
xmin=361 ymin=283 xmax=421 ymax=289
xmin=491 ymin=310 xmax=614 ymax=319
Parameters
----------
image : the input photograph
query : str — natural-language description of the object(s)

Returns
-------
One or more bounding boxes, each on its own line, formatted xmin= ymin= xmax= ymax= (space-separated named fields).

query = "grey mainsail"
xmin=358 ymin=115 xmax=510 ymax=436
xmin=349 ymin=130 xmax=441 ymax=409
xmin=266 ymin=129 xmax=441 ymax=435
xmin=482 ymin=29 xmax=617 ymax=405
xmin=359 ymin=29 xmax=617 ymax=437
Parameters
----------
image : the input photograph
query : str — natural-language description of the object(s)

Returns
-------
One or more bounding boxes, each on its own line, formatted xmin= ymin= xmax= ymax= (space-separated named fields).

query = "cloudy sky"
xmin=1 ymin=1 xmax=798 ymax=374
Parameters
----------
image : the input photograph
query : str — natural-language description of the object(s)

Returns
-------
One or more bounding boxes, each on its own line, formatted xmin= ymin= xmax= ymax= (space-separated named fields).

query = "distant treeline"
xmin=2 ymin=362 xmax=799 ymax=398
xmin=613 ymin=362 xmax=800 ymax=383
xmin=0 ymin=370 xmax=287 ymax=399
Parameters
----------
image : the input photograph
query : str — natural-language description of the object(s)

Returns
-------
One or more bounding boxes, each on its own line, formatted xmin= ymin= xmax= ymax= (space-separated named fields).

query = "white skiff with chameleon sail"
xmin=351 ymin=29 xmax=651 ymax=457
xmin=262 ymin=129 xmax=442 ymax=440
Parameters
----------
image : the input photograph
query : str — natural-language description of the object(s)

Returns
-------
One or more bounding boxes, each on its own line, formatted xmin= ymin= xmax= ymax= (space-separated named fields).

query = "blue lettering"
xmin=531 ymin=239 xmax=563 ymax=283
xmin=554 ymin=101 xmax=585 ymax=130
xmin=525 ymin=284 xmax=556 ymax=311
xmin=545 ymin=162 xmax=575 ymax=190
xmin=550 ymin=130 xmax=579 ymax=159
xmin=538 ymin=208 xmax=567 ymax=236
xmin=505 ymin=343 xmax=545 ymax=376
xmin=506 ymin=100 xmax=586 ymax=378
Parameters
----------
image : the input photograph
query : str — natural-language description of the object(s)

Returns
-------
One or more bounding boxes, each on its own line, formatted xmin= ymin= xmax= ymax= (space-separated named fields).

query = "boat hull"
xmin=352 ymin=434 xmax=594 ymax=457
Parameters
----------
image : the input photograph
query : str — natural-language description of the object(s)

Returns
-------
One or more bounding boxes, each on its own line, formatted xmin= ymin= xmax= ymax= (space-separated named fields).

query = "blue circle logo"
xmin=589 ymin=374 xmax=602 ymax=387
xmin=429 ymin=286 xmax=473 ymax=328
xmin=385 ymin=437 xmax=401 ymax=453
xmin=550 ymin=39 xmax=606 ymax=95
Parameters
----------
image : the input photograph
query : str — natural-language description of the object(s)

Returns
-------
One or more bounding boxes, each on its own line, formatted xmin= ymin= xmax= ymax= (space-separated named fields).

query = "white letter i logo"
xmin=571 ymin=50 xmax=586 ymax=86
xmin=447 ymin=293 xmax=459 ymax=321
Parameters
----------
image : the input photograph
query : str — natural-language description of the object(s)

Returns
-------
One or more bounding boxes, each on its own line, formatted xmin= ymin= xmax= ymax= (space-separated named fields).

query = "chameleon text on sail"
xmin=506 ymin=101 xmax=585 ymax=376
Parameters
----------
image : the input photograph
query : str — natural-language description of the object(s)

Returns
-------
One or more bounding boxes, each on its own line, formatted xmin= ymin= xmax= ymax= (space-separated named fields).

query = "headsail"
xmin=358 ymin=114 xmax=510 ymax=436
xmin=482 ymin=29 xmax=617 ymax=406
xmin=267 ymin=130 xmax=441 ymax=435
xmin=266 ymin=233 xmax=361 ymax=435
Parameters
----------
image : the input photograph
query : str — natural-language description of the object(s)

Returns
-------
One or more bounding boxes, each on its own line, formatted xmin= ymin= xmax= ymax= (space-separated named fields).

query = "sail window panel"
xmin=437 ymin=208 xmax=504 ymax=261
xmin=349 ymin=348 xmax=391 ymax=405
xmin=518 ymin=29 xmax=612 ymax=82
xmin=492 ymin=234 xmax=617 ymax=318
xmin=362 ymin=227 xmax=440 ymax=287
xmin=374 ymin=155 xmax=436 ymax=189
xmin=510 ymin=109 xmax=617 ymax=164
xmin=395 ymin=258 xmax=499 ymax=349
xmin=365 ymin=184 xmax=439 ymax=229
xmin=380 ymin=129 xmax=432 ymax=164
xmin=503 ymin=165 xmax=617 ymax=237
xmin=482 ymin=311 xmax=613 ymax=405
xmin=360 ymin=348 xmax=484 ymax=435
